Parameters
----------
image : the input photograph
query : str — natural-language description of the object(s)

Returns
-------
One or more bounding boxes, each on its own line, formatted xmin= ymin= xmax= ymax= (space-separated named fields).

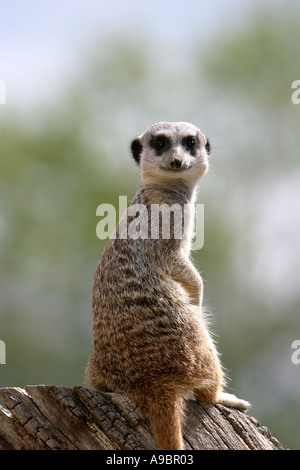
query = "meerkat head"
xmin=131 ymin=122 xmax=211 ymax=191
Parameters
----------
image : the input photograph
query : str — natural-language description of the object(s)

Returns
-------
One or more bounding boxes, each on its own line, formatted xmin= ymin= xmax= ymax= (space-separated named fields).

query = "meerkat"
xmin=85 ymin=122 xmax=250 ymax=450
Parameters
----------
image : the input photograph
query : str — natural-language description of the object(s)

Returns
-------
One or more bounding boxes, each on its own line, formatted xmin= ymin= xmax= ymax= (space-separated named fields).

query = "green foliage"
xmin=202 ymin=9 xmax=300 ymax=108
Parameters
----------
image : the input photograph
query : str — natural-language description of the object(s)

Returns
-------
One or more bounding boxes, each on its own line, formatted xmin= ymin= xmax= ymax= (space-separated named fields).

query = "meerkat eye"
xmin=184 ymin=137 xmax=196 ymax=150
xmin=155 ymin=138 xmax=166 ymax=150
xmin=150 ymin=135 xmax=170 ymax=154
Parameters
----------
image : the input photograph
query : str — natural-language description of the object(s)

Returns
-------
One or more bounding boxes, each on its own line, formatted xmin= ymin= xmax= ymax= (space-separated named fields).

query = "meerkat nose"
xmin=170 ymin=158 xmax=182 ymax=169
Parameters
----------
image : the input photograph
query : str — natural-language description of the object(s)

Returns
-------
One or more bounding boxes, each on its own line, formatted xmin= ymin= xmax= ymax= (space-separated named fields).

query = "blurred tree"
xmin=197 ymin=7 xmax=300 ymax=449
xmin=202 ymin=8 xmax=300 ymax=109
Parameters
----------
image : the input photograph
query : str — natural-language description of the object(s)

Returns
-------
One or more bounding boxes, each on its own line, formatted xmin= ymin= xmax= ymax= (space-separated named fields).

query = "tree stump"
xmin=0 ymin=385 xmax=284 ymax=451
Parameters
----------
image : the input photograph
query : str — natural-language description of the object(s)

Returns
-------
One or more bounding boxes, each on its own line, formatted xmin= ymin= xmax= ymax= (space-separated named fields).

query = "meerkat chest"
xmin=181 ymin=198 xmax=196 ymax=256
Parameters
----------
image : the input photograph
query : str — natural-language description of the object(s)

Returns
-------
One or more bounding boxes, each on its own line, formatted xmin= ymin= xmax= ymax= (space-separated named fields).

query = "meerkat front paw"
xmin=216 ymin=391 xmax=251 ymax=412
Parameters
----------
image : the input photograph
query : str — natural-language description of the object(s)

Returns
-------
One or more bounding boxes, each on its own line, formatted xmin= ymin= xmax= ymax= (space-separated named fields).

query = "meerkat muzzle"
xmin=170 ymin=158 xmax=182 ymax=169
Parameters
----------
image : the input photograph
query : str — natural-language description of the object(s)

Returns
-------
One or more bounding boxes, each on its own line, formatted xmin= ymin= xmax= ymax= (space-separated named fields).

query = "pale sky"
xmin=0 ymin=0 xmax=284 ymax=108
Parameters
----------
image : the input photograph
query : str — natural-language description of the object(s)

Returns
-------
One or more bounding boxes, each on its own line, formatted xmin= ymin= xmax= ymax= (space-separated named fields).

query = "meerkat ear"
xmin=131 ymin=138 xmax=143 ymax=165
xmin=205 ymin=138 xmax=211 ymax=155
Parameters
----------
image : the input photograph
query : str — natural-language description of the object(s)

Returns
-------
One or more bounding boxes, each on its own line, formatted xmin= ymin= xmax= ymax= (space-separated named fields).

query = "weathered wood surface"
xmin=0 ymin=385 xmax=284 ymax=450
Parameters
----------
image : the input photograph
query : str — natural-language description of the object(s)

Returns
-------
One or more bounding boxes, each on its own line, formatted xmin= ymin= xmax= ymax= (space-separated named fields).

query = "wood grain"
xmin=0 ymin=385 xmax=284 ymax=450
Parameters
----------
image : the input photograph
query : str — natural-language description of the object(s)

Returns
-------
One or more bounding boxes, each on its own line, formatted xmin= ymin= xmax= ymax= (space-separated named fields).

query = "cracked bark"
xmin=0 ymin=385 xmax=284 ymax=450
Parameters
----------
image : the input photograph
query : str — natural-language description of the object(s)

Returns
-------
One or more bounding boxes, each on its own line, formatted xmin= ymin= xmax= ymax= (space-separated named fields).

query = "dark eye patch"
xmin=183 ymin=136 xmax=196 ymax=150
xmin=150 ymin=134 xmax=171 ymax=155
xmin=182 ymin=135 xmax=199 ymax=155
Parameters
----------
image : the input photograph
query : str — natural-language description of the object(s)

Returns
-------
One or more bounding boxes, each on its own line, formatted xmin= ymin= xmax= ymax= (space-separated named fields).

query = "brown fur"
xmin=86 ymin=122 xmax=249 ymax=450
